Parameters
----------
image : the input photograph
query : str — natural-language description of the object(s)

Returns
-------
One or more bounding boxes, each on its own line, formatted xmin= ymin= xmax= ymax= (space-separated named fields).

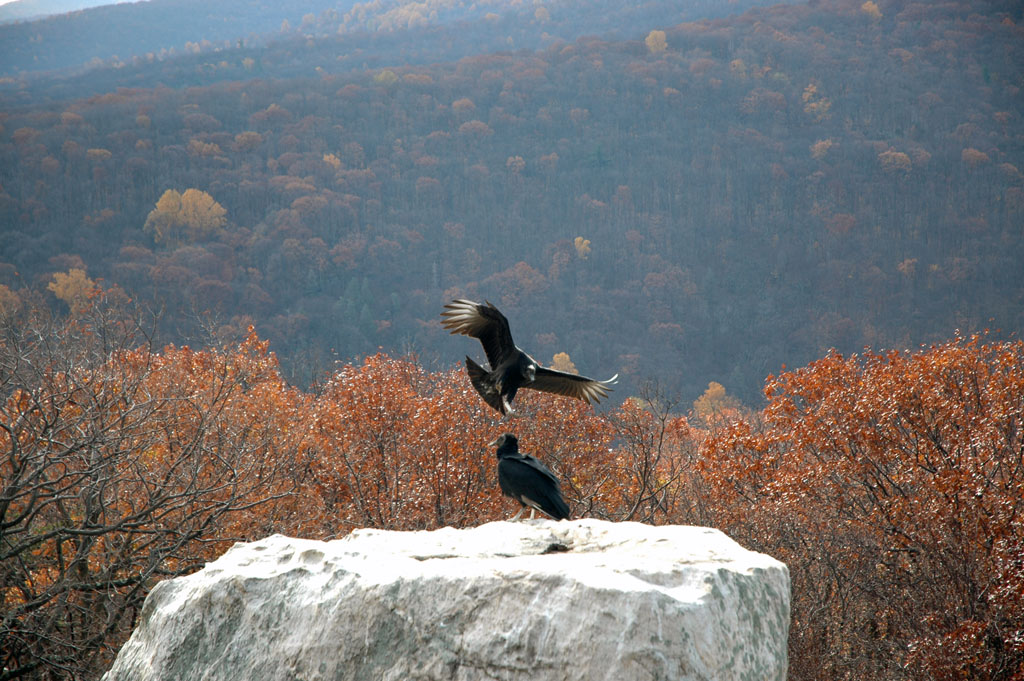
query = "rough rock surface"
xmin=103 ymin=519 xmax=789 ymax=681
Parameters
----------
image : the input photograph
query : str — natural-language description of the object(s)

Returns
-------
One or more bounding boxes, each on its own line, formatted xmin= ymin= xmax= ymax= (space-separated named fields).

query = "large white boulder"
xmin=103 ymin=519 xmax=789 ymax=680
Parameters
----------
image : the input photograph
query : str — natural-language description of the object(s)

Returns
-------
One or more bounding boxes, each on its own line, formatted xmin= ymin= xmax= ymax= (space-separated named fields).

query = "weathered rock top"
xmin=104 ymin=519 xmax=790 ymax=681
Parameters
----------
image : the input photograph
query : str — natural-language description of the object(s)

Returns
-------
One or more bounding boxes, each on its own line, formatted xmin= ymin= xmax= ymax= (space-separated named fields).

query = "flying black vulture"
xmin=491 ymin=433 xmax=570 ymax=521
xmin=440 ymin=298 xmax=618 ymax=415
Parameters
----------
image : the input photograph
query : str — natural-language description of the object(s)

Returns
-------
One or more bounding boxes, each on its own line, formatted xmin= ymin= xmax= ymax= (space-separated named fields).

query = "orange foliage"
xmin=306 ymin=354 xmax=624 ymax=532
xmin=962 ymin=147 xmax=992 ymax=167
xmin=1 ymin=303 xmax=312 ymax=677
xmin=700 ymin=335 xmax=1024 ymax=680
xmin=457 ymin=119 xmax=493 ymax=137
xmin=879 ymin=148 xmax=912 ymax=173
xmin=9 ymin=295 xmax=1022 ymax=681
xmin=309 ymin=354 xmax=494 ymax=531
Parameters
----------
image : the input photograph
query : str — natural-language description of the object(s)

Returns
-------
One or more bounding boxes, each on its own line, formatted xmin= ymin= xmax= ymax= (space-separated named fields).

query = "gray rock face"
xmin=103 ymin=519 xmax=789 ymax=681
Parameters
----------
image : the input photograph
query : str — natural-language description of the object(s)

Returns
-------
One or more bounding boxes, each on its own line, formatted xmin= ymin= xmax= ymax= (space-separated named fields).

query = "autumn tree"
xmin=879 ymin=149 xmax=912 ymax=174
xmin=373 ymin=69 xmax=398 ymax=86
xmin=143 ymin=188 xmax=227 ymax=246
xmin=46 ymin=268 xmax=97 ymax=315
xmin=691 ymin=380 xmax=743 ymax=424
xmin=802 ymin=84 xmax=832 ymax=122
xmin=810 ymin=138 xmax=834 ymax=160
xmin=550 ymin=351 xmax=578 ymax=374
xmin=573 ymin=236 xmax=591 ymax=259
xmin=451 ymin=97 xmax=476 ymax=115
xmin=232 ymin=131 xmax=263 ymax=152
xmin=700 ymin=336 xmax=1024 ymax=681
xmin=0 ymin=295 xmax=309 ymax=680
xmin=860 ymin=1 xmax=882 ymax=21
xmin=963 ymin=147 xmax=992 ymax=168
xmin=306 ymin=353 xmax=630 ymax=533
xmin=601 ymin=384 xmax=696 ymax=524
xmin=309 ymin=354 xmax=501 ymax=533
xmin=645 ymin=30 xmax=667 ymax=54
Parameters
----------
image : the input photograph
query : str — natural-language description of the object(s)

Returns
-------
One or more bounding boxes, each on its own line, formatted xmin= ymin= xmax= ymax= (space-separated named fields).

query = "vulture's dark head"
xmin=489 ymin=433 xmax=518 ymax=456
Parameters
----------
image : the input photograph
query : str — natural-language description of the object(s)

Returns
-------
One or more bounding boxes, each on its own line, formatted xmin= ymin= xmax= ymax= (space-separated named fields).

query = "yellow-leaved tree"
xmin=645 ymin=30 xmax=667 ymax=54
xmin=692 ymin=381 xmax=743 ymax=423
xmin=144 ymin=188 xmax=227 ymax=246
xmin=550 ymin=352 xmax=578 ymax=374
xmin=861 ymin=1 xmax=882 ymax=20
xmin=47 ymin=268 xmax=97 ymax=314
xmin=574 ymin=236 xmax=591 ymax=259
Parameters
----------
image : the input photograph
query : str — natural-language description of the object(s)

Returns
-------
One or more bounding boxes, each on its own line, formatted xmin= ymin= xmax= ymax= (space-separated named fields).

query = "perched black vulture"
xmin=440 ymin=298 xmax=617 ymax=415
xmin=491 ymin=433 xmax=570 ymax=521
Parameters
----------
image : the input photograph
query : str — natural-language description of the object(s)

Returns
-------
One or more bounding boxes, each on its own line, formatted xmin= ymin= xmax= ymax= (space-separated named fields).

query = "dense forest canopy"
xmin=1 ymin=0 xmax=1023 ymax=407
xmin=0 ymin=0 xmax=792 ymax=84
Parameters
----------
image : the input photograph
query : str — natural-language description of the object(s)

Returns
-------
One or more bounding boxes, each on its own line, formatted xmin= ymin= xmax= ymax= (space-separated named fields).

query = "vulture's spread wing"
xmin=441 ymin=299 xmax=516 ymax=369
xmin=530 ymin=366 xmax=618 ymax=405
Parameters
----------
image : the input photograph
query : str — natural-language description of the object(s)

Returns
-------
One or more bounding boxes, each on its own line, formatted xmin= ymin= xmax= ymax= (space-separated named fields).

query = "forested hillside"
xmin=1 ymin=0 xmax=1023 ymax=404
xmin=0 ymin=0 xmax=787 ymax=82
xmin=0 ymin=0 xmax=117 ymax=25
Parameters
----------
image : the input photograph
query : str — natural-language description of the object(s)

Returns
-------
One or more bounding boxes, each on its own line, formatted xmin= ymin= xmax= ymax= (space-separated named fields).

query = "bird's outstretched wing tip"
xmin=440 ymin=299 xmax=481 ymax=333
xmin=441 ymin=298 xmax=474 ymax=312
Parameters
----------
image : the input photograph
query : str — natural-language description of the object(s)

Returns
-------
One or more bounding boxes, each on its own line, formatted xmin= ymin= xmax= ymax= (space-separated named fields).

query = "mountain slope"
xmin=0 ymin=0 xmax=1022 ymax=403
xmin=0 ymin=0 xmax=120 ymax=25
xmin=1 ymin=0 xmax=793 ymax=81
